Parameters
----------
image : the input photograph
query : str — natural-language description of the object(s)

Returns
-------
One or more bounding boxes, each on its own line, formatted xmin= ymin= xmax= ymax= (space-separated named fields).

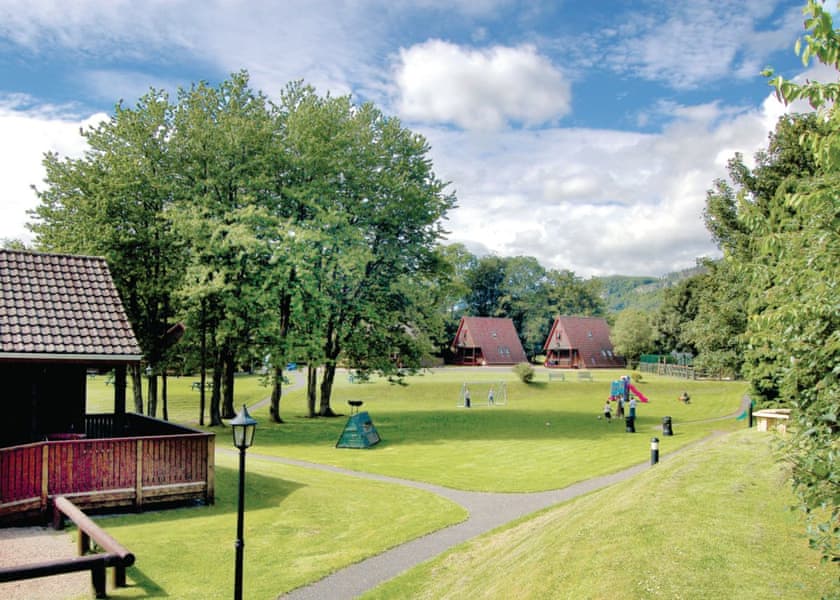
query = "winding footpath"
xmin=242 ymin=376 xmax=751 ymax=599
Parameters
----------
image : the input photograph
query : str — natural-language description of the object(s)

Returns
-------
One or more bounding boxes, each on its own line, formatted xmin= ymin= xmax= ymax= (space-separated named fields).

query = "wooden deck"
xmin=0 ymin=414 xmax=214 ymax=522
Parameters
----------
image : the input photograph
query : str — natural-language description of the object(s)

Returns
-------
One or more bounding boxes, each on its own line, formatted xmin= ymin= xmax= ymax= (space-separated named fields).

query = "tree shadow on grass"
xmin=92 ymin=467 xmax=305 ymax=530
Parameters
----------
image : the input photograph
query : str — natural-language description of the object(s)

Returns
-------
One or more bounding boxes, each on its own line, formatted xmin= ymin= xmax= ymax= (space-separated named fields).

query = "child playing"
xmin=603 ymin=400 xmax=612 ymax=422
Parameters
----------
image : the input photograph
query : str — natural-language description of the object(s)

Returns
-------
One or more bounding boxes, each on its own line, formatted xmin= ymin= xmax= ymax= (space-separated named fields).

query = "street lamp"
xmin=230 ymin=404 xmax=257 ymax=600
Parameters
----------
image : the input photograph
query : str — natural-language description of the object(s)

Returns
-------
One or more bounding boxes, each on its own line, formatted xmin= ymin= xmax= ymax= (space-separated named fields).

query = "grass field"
xmin=362 ymin=431 xmax=838 ymax=600
xmin=80 ymin=367 xmax=838 ymax=599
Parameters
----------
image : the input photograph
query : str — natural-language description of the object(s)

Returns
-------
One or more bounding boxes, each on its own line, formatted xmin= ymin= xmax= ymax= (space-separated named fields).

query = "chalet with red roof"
xmin=450 ymin=316 xmax=527 ymax=365
xmin=0 ymin=250 xmax=214 ymax=521
xmin=543 ymin=316 xmax=624 ymax=369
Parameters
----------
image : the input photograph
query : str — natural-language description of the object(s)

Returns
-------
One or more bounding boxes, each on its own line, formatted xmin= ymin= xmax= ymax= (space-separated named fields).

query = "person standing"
xmin=629 ymin=396 xmax=637 ymax=419
xmin=488 ymin=387 xmax=495 ymax=406
xmin=464 ymin=386 xmax=471 ymax=408
xmin=603 ymin=400 xmax=612 ymax=423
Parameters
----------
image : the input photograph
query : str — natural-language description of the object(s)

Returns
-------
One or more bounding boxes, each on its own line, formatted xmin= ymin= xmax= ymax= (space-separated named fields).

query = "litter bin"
xmin=662 ymin=416 xmax=673 ymax=436
xmin=625 ymin=416 xmax=635 ymax=433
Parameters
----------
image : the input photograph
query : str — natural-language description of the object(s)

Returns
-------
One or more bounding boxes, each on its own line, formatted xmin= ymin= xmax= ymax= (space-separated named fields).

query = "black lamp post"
xmin=230 ymin=404 xmax=257 ymax=600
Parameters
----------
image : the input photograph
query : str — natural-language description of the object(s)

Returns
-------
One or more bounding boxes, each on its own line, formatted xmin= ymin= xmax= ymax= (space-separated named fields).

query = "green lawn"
xmin=78 ymin=368 xmax=837 ymax=599
xmin=362 ymin=431 xmax=838 ymax=600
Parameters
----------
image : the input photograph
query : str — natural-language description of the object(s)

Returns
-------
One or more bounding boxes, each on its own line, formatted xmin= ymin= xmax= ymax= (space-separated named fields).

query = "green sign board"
xmin=336 ymin=411 xmax=381 ymax=449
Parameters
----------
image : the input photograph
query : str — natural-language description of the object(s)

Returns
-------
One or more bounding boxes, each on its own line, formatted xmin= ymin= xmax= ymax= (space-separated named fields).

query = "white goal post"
xmin=457 ymin=381 xmax=507 ymax=407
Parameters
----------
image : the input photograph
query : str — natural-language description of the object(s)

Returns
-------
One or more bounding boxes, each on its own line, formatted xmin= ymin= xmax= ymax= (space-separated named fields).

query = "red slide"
xmin=628 ymin=383 xmax=649 ymax=403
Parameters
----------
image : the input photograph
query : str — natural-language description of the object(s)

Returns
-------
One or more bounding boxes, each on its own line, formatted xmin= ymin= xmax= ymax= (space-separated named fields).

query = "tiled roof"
xmin=0 ymin=250 xmax=142 ymax=361
xmin=452 ymin=316 xmax=528 ymax=364
xmin=543 ymin=316 xmax=624 ymax=367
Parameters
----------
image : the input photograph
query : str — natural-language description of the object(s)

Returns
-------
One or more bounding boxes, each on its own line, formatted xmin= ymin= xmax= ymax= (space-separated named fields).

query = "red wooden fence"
xmin=0 ymin=419 xmax=214 ymax=521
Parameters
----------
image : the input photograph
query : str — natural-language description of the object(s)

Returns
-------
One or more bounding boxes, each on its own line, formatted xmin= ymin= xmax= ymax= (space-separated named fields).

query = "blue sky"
xmin=0 ymin=0 xmax=826 ymax=276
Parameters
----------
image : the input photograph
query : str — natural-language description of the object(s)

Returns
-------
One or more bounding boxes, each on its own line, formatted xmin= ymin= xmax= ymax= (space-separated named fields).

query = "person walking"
xmin=603 ymin=400 xmax=612 ymax=423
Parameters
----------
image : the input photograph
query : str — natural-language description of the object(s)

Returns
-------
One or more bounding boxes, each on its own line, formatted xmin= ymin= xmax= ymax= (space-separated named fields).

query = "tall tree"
xmin=30 ymin=90 xmax=184 ymax=416
xmin=610 ymin=308 xmax=656 ymax=363
xmin=760 ymin=0 xmax=840 ymax=562
xmin=279 ymin=86 xmax=455 ymax=416
xmin=169 ymin=72 xmax=281 ymax=422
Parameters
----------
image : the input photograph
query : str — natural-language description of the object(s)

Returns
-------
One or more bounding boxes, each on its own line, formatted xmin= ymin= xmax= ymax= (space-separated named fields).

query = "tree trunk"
xmin=209 ymin=355 xmax=223 ymax=426
xmin=146 ymin=372 xmax=158 ymax=418
xmin=162 ymin=371 xmax=168 ymax=421
xmin=129 ymin=363 xmax=144 ymax=414
xmin=269 ymin=367 xmax=285 ymax=423
xmin=222 ymin=346 xmax=236 ymax=419
xmin=306 ymin=365 xmax=317 ymax=417
xmin=319 ymin=363 xmax=337 ymax=417
xmin=318 ymin=318 xmax=340 ymax=416
xmin=199 ymin=301 xmax=207 ymax=426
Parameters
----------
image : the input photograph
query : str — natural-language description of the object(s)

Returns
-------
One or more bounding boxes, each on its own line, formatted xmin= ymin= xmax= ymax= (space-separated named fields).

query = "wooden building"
xmin=542 ymin=315 xmax=624 ymax=369
xmin=0 ymin=250 xmax=214 ymax=522
xmin=450 ymin=316 xmax=527 ymax=365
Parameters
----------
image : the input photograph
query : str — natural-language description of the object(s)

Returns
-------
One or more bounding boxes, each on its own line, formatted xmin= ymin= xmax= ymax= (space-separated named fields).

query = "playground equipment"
xmin=336 ymin=409 xmax=381 ymax=448
xmin=458 ymin=382 xmax=507 ymax=407
xmin=609 ymin=376 xmax=649 ymax=404
xmin=609 ymin=376 xmax=649 ymax=433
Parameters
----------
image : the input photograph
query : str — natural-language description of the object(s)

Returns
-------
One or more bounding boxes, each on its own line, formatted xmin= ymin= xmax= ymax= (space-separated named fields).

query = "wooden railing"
xmin=0 ymin=415 xmax=215 ymax=521
xmin=0 ymin=496 xmax=135 ymax=598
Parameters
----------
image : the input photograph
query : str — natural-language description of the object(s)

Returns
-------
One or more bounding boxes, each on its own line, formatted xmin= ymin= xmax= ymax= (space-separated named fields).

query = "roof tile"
xmin=0 ymin=250 xmax=142 ymax=360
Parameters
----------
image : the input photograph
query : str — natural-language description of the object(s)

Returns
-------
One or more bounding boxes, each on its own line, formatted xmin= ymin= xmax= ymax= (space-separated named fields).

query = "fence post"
xmin=135 ymin=439 xmax=143 ymax=508
xmin=40 ymin=443 xmax=49 ymax=514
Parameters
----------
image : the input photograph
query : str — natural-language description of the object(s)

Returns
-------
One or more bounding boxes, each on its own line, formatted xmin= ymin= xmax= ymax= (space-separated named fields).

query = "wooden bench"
xmin=752 ymin=409 xmax=791 ymax=434
xmin=577 ymin=371 xmax=594 ymax=381
xmin=548 ymin=372 xmax=565 ymax=382
xmin=0 ymin=496 xmax=135 ymax=598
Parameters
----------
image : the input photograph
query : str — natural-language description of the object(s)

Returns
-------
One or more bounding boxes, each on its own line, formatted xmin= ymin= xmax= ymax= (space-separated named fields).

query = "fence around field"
xmin=638 ymin=362 xmax=696 ymax=379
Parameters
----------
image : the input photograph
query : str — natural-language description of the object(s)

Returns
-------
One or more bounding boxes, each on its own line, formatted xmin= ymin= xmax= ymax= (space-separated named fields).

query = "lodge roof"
xmin=0 ymin=249 xmax=142 ymax=362
xmin=543 ymin=315 xmax=624 ymax=368
xmin=451 ymin=316 xmax=528 ymax=365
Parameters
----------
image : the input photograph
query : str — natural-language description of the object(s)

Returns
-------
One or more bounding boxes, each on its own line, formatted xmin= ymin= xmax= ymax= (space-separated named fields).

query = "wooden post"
xmin=92 ymin=559 xmax=107 ymax=598
xmin=206 ymin=436 xmax=215 ymax=504
xmin=135 ymin=439 xmax=143 ymax=508
xmin=41 ymin=443 xmax=49 ymax=513
xmin=79 ymin=530 xmax=90 ymax=555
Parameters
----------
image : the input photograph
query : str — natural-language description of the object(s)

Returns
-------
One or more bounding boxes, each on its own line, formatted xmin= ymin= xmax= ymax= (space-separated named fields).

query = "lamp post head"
xmin=230 ymin=404 xmax=258 ymax=449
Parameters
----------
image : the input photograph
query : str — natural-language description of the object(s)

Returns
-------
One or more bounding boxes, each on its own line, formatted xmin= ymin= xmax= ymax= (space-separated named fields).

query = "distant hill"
xmin=595 ymin=265 xmax=706 ymax=314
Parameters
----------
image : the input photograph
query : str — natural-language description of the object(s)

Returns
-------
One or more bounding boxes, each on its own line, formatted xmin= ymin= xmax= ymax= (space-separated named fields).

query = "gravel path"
xmin=0 ymin=526 xmax=90 ymax=600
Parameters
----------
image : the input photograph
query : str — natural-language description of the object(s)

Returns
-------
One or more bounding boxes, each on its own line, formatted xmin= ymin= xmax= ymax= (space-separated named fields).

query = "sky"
xmin=0 ymin=0 xmax=829 ymax=277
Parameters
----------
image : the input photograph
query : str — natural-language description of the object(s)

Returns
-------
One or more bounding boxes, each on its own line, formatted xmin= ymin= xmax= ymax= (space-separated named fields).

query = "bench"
xmin=191 ymin=381 xmax=214 ymax=391
xmin=548 ymin=372 xmax=565 ymax=382
xmin=752 ymin=409 xmax=791 ymax=434
xmin=577 ymin=371 xmax=594 ymax=381
xmin=0 ymin=496 xmax=135 ymax=598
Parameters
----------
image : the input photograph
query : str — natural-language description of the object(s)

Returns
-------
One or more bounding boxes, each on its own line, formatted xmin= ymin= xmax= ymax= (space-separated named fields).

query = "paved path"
xmin=244 ymin=374 xmax=751 ymax=599
xmin=244 ymin=453 xmax=654 ymax=599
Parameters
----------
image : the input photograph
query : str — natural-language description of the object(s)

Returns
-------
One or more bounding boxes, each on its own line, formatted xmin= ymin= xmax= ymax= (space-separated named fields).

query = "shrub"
xmin=513 ymin=362 xmax=535 ymax=383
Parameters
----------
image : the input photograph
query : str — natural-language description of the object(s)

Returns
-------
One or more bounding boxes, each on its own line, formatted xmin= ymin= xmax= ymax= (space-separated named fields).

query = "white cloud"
xmin=0 ymin=97 xmax=103 ymax=242
xmin=606 ymin=1 xmax=802 ymax=89
xmin=394 ymin=40 xmax=571 ymax=130
xmin=424 ymin=91 xmax=789 ymax=277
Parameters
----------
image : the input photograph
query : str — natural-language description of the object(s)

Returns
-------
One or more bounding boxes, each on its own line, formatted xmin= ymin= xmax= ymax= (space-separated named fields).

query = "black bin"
xmin=662 ymin=416 xmax=673 ymax=436
xmin=625 ymin=416 xmax=635 ymax=433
